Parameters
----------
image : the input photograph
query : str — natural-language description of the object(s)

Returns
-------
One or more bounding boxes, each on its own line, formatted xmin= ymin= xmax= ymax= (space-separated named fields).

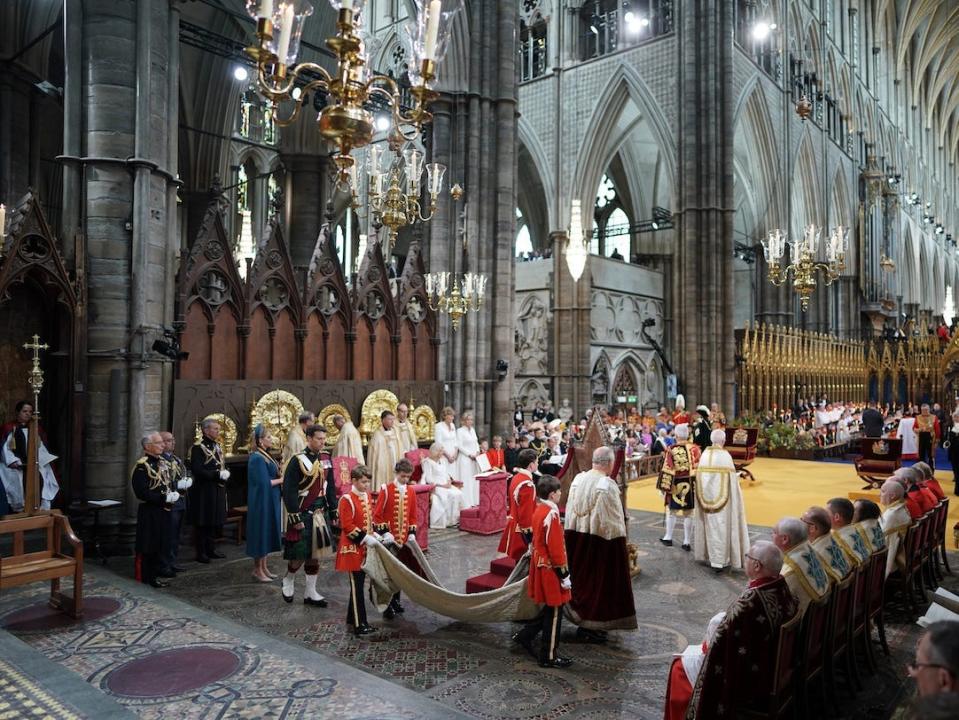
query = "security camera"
xmin=495 ymin=359 xmax=509 ymax=380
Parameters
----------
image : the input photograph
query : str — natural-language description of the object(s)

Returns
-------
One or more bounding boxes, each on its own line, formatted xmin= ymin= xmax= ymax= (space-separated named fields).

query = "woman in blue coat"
xmin=247 ymin=425 xmax=282 ymax=581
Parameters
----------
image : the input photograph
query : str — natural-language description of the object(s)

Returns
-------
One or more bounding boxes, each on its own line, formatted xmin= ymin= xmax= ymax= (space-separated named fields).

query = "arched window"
xmin=605 ymin=207 xmax=630 ymax=261
xmin=519 ymin=19 xmax=548 ymax=81
xmin=235 ymin=162 xmax=255 ymax=277
xmin=515 ymin=207 xmax=534 ymax=257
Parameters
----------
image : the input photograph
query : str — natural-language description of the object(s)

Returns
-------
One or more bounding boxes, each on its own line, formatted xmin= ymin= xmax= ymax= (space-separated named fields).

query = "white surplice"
xmin=692 ymin=445 xmax=749 ymax=570
xmin=896 ymin=417 xmax=918 ymax=457
xmin=0 ymin=428 xmax=58 ymax=511
xmin=456 ymin=425 xmax=481 ymax=507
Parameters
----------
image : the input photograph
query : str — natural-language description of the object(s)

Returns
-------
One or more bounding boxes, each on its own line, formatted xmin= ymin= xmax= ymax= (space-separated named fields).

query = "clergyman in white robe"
xmin=896 ymin=416 xmax=918 ymax=458
xmin=333 ymin=418 xmax=365 ymax=465
xmin=693 ymin=430 xmax=749 ymax=570
xmin=0 ymin=427 xmax=58 ymax=511
xmin=421 ymin=448 xmax=464 ymax=528
xmin=367 ymin=421 xmax=405 ymax=492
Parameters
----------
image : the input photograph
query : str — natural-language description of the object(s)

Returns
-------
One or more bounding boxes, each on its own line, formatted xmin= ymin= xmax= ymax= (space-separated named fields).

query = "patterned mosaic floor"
xmin=1 ymin=510 xmax=955 ymax=719
xmin=0 ymin=656 xmax=84 ymax=719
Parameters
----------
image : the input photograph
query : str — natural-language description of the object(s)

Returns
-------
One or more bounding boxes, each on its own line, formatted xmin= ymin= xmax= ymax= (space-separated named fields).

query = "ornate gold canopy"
xmin=249 ymin=390 xmax=305 ymax=452
xmin=359 ymin=389 xmax=399 ymax=444
xmin=194 ymin=413 xmax=238 ymax=456
xmin=317 ymin=403 xmax=352 ymax=449
xmin=410 ymin=404 xmax=437 ymax=444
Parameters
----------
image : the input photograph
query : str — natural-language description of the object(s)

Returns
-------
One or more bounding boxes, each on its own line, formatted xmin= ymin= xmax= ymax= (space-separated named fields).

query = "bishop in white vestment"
xmin=692 ymin=430 xmax=749 ymax=570
xmin=333 ymin=415 xmax=365 ymax=465
xmin=367 ymin=412 xmax=406 ymax=491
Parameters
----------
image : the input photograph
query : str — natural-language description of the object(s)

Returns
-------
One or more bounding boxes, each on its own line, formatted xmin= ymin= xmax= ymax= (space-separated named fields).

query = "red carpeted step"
xmin=460 ymin=507 xmax=480 ymax=519
xmin=465 ymin=571 xmax=508 ymax=594
xmin=490 ymin=556 xmax=516 ymax=577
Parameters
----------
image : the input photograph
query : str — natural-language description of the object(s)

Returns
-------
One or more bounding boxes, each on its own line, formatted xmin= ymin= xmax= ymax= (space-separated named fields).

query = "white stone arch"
xmin=790 ymin=131 xmax=823 ymax=240
xmin=828 ymin=166 xmax=853 ymax=232
xmin=517 ymin=378 xmax=549 ymax=408
xmin=517 ymin=116 xmax=556 ymax=232
xmin=919 ymin=238 xmax=934 ymax=311
xmin=570 ymin=62 xmax=676 ymax=221
xmin=734 ymin=78 xmax=783 ymax=233
xmin=899 ymin=225 xmax=920 ymax=305
xmin=932 ymin=249 xmax=945 ymax=314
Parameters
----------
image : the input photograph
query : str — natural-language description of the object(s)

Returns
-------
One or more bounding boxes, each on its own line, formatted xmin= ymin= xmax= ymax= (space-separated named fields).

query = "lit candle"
xmin=276 ymin=3 xmax=295 ymax=63
xmin=259 ymin=0 xmax=274 ymax=19
xmin=0 ymin=204 xmax=5 ymax=237
xmin=424 ymin=0 xmax=441 ymax=60
xmin=426 ymin=273 xmax=434 ymax=295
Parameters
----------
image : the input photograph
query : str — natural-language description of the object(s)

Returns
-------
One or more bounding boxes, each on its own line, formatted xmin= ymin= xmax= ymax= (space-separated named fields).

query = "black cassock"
xmin=189 ymin=437 xmax=227 ymax=528
xmin=692 ymin=419 xmax=711 ymax=452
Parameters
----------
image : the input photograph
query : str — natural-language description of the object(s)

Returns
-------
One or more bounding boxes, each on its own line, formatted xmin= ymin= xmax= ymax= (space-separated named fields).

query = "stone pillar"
xmin=674 ymin=1 xmax=736 ymax=409
xmin=283 ymin=153 xmax=331 ymax=268
xmin=68 ymin=0 xmax=177 ymax=544
xmin=550 ymin=232 xmax=591 ymax=414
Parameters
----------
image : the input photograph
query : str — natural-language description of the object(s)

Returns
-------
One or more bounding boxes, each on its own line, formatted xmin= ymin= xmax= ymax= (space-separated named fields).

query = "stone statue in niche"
xmin=199 ymin=270 xmax=228 ymax=306
xmin=591 ymin=363 xmax=609 ymax=401
xmin=558 ymin=398 xmax=574 ymax=423
xmin=515 ymin=296 xmax=549 ymax=375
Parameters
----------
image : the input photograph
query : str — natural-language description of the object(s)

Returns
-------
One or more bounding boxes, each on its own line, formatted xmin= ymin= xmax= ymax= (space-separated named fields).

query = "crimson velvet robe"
xmin=683 ymin=575 xmax=799 ymax=719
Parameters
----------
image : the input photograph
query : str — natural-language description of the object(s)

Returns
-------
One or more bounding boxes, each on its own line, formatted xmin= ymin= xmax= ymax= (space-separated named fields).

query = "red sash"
xmin=284 ymin=457 xmax=327 ymax=542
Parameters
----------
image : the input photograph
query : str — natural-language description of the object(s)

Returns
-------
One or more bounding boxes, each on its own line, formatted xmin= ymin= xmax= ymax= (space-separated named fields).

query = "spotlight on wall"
xmin=624 ymin=11 xmax=649 ymax=33
xmin=233 ymin=65 xmax=249 ymax=82
xmin=935 ymin=224 xmax=945 ymax=235
xmin=751 ymin=21 xmax=777 ymax=41
xmin=495 ymin=359 xmax=509 ymax=381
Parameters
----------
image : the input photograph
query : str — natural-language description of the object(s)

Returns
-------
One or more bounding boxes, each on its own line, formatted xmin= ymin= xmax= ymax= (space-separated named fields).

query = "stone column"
xmin=674 ymin=0 xmax=736 ymax=409
xmin=69 ymin=0 xmax=177 ymax=545
xmin=283 ymin=153 xmax=331 ymax=268
xmin=550 ymin=232 xmax=592 ymax=414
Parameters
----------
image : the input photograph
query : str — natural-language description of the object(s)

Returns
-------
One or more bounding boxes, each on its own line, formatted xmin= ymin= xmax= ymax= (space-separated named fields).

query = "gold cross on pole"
xmin=23 ymin=334 xmax=49 ymax=413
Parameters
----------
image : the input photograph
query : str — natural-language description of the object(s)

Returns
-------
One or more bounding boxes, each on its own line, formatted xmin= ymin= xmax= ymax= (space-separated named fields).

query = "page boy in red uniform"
xmin=497 ymin=449 xmax=538 ymax=561
xmin=336 ymin=464 xmax=380 ymax=637
xmin=373 ymin=457 xmax=418 ymax=619
xmin=511 ymin=474 xmax=573 ymax=668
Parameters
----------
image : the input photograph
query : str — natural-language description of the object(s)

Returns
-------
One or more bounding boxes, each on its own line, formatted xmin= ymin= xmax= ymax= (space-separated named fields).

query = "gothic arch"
xmin=900 ymin=225 xmax=920 ymax=306
xmin=734 ymin=80 xmax=782 ymax=235
xmin=571 ymin=62 xmax=676 ymax=215
xmin=517 ymin=378 xmax=549 ymax=408
xmin=517 ymin=117 xmax=554 ymax=245
xmin=829 ymin=167 xmax=853 ymax=233
xmin=790 ymin=131 xmax=823 ymax=239
xmin=919 ymin=238 xmax=933 ymax=311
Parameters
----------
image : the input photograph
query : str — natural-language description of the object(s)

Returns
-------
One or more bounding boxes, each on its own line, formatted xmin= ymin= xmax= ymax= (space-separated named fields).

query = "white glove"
xmin=219 ymin=470 xmax=230 ymax=481
xmin=177 ymin=478 xmax=189 ymax=490
xmin=183 ymin=477 xmax=193 ymax=489
xmin=560 ymin=577 xmax=572 ymax=590
xmin=165 ymin=491 xmax=180 ymax=504
xmin=381 ymin=532 xmax=396 ymax=545
xmin=362 ymin=534 xmax=380 ymax=547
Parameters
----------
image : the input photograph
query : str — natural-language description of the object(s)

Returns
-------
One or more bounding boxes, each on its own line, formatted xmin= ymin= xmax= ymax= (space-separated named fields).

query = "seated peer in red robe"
xmin=906 ymin=484 xmax=937 ymax=516
xmin=922 ymin=477 xmax=946 ymax=500
xmin=669 ymin=542 xmax=799 ymax=719
xmin=663 ymin=613 xmax=725 ymax=720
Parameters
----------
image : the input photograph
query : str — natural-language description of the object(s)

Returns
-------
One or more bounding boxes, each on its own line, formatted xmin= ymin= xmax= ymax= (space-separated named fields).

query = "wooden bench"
xmin=0 ymin=511 xmax=84 ymax=618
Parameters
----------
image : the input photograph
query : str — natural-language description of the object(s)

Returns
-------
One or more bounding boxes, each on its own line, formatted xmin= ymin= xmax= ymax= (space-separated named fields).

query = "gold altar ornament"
xmin=23 ymin=334 xmax=49 ymax=412
xmin=359 ymin=389 xmax=399 ymax=444
xmin=249 ymin=389 xmax=305 ymax=452
xmin=317 ymin=402 xmax=351 ymax=448
xmin=194 ymin=413 xmax=239 ymax=456
xmin=410 ymin=404 xmax=437 ymax=443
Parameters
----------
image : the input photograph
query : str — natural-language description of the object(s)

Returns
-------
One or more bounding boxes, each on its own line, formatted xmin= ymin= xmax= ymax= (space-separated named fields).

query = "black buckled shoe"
xmin=304 ymin=597 xmax=328 ymax=607
xmin=148 ymin=578 xmax=169 ymax=588
xmin=681 ymin=543 xmax=691 ymax=552
xmin=354 ymin=624 xmax=377 ymax=637
xmin=383 ymin=606 xmax=396 ymax=620
xmin=511 ymin=631 xmax=537 ymax=659
xmin=539 ymin=656 xmax=573 ymax=669
xmin=393 ymin=600 xmax=405 ymax=613
xmin=209 ymin=550 xmax=226 ymax=559
xmin=659 ymin=538 xmax=673 ymax=547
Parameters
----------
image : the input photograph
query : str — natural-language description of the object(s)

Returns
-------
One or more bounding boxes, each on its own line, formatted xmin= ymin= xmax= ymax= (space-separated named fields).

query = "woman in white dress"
xmin=421 ymin=442 xmax=465 ymax=528
xmin=433 ymin=406 xmax=460 ymax=485
xmin=456 ymin=412 xmax=481 ymax=507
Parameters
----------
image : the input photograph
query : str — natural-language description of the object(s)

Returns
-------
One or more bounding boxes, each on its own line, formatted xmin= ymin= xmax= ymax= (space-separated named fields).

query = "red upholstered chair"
xmin=331 ymin=456 xmax=358 ymax=498
xmin=460 ymin=470 xmax=510 ymax=535
xmin=404 ymin=449 xmax=430 ymax=483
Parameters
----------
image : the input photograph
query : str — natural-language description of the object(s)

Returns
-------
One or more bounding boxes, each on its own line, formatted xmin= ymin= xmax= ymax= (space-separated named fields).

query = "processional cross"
xmin=21 ymin=334 xmax=48 ymax=514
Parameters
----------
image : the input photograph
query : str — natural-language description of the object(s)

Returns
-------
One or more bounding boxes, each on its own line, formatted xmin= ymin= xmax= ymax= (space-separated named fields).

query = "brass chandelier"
xmin=424 ymin=271 xmax=487 ymax=330
xmin=244 ymin=0 xmax=462 ymax=189
xmin=761 ymin=224 xmax=847 ymax=311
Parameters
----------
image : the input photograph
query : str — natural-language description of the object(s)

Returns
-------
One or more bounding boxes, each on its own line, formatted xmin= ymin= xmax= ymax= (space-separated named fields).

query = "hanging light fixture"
xmin=243 ymin=0 xmax=463 ymax=190
xmin=566 ymin=199 xmax=588 ymax=282
xmin=761 ymin=224 xmax=847 ymax=311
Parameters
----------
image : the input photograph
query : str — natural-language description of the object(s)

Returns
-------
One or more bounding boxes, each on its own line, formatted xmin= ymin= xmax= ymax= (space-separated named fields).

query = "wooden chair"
xmin=932 ymin=499 xmax=951 ymax=579
xmin=0 ymin=511 xmax=84 ymax=618
xmin=853 ymin=437 xmax=902 ymax=489
xmin=741 ymin=609 xmax=804 ymax=719
xmin=850 ymin=562 xmax=875 ymax=673
xmin=920 ymin=507 xmax=940 ymax=590
xmin=866 ymin=547 xmax=890 ymax=657
xmin=885 ymin=518 xmax=924 ymax=617
xmin=798 ymin=588 xmax=833 ymax=717
xmin=826 ymin=573 xmax=859 ymax=713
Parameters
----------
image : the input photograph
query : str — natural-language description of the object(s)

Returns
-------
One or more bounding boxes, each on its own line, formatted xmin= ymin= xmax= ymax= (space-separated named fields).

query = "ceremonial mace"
xmin=23 ymin=334 xmax=49 ymax=514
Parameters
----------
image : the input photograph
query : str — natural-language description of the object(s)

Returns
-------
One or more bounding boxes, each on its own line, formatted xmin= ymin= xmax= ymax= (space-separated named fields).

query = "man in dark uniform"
xmin=861 ymin=400 xmax=884 ymax=437
xmin=132 ymin=432 xmax=178 ymax=588
xmin=529 ymin=423 xmax=547 ymax=463
xmin=160 ymin=431 xmax=191 ymax=575
xmin=190 ymin=418 xmax=230 ymax=563
xmin=281 ymin=424 xmax=337 ymax=606
xmin=692 ymin=406 xmax=712 ymax=452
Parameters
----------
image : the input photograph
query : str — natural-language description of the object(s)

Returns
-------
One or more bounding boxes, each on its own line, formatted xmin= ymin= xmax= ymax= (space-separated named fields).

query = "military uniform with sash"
xmin=189 ymin=435 xmax=228 ymax=561
xmin=132 ymin=454 xmax=175 ymax=586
